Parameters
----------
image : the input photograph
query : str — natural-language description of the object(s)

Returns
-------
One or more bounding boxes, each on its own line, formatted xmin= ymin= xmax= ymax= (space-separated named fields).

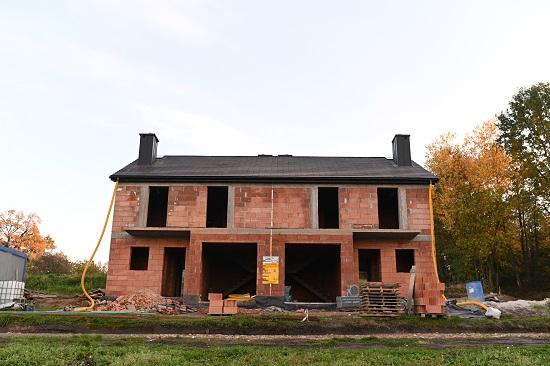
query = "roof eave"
xmin=109 ymin=174 xmax=438 ymax=185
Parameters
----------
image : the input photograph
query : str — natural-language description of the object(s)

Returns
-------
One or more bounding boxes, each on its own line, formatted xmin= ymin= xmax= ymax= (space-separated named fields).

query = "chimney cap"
xmin=139 ymin=133 xmax=159 ymax=142
xmin=392 ymin=134 xmax=410 ymax=141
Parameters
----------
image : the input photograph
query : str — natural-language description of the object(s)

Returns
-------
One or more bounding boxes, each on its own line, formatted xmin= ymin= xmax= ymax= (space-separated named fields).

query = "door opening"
xmin=358 ymin=249 xmax=381 ymax=282
xmin=161 ymin=248 xmax=186 ymax=297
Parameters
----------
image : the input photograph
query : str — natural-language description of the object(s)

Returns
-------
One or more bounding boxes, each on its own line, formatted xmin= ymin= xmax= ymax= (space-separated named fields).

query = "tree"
xmin=497 ymin=83 xmax=550 ymax=286
xmin=27 ymin=252 xmax=73 ymax=275
xmin=0 ymin=210 xmax=55 ymax=258
xmin=497 ymin=82 xmax=550 ymax=210
xmin=426 ymin=120 xmax=518 ymax=291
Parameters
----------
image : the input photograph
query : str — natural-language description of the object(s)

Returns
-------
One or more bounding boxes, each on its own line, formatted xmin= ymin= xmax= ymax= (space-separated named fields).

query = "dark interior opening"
xmin=285 ymin=244 xmax=340 ymax=302
xmin=358 ymin=249 xmax=381 ymax=281
xmin=377 ymin=188 xmax=399 ymax=229
xmin=161 ymin=248 xmax=186 ymax=297
xmin=206 ymin=186 xmax=228 ymax=228
xmin=318 ymin=187 xmax=339 ymax=229
xmin=147 ymin=186 xmax=169 ymax=227
xmin=129 ymin=247 xmax=149 ymax=270
xmin=396 ymin=249 xmax=415 ymax=272
xmin=202 ymin=243 xmax=257 ymax=298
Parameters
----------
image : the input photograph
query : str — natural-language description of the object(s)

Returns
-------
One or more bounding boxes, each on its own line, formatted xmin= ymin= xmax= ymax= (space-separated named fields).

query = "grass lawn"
xmin=0 ymin=335 xmax=548 ymax=366
xmin=2 ymin=312 xmax=550 ymax=335
xmin=25 ymin=274 xmax=107 ymax=295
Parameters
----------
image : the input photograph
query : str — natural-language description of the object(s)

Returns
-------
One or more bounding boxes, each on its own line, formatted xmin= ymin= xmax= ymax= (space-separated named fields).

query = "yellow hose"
xmin=428 ymin=183 xmax=447 ymax=301
xmin=456 ymin=301 xmax=489 ymax=312
xmin=73 ymin=180 xmax=119 ymax=312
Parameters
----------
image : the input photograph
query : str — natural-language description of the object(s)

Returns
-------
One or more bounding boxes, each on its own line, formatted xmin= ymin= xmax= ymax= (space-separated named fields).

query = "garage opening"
xmin=161 ymin=248 xmax=186 ymax=297
xmin=318 ymin=187 xmax=339 ymax=229
xmin=206 ymin=186 xmax=228 ymax=228
xmin=147 ymin=186 xmax=168 ymax=227
xmin=396 ymin=249 xmax=415 ymax=273
xmin=202 ymin=243 xmax=257 ymax=298
xmin=358 ymin=249 xmax=381 ymax=281
xmin=285 ymin=244 xmax=340 ymax=302
xmin=377 ymin=188 xmax=399 ymax=229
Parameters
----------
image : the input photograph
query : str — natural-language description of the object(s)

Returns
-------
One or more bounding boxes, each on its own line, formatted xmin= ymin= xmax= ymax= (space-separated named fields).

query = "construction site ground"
xmin=1 ymin=333 xmax=549 ymax=365
xmin=3 ymin=289 xmax=548 ymax=364
xmin=2 ymin=311 xmax=550 ymax=335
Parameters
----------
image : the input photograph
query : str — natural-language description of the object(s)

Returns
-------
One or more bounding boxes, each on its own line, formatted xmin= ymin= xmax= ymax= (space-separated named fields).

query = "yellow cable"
xmin=456 ymin=301 xmax=489 ymax=312
xmin=73 ymin=179 xmax=119 ymax=312
xmin=428 ymin=183 xmax=447 ymax=301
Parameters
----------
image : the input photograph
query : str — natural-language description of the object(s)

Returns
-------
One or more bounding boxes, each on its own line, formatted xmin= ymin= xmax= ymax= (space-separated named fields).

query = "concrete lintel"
xmin=227 ymin=185 xmax=235 ymax=229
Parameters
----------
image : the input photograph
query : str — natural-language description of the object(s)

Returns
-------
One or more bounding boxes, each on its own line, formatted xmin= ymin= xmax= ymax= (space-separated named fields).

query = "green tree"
xmin=27 ymin=252 xmax=73 ymax=275
xmin=497 ymin=83 xmax=550 ymax=286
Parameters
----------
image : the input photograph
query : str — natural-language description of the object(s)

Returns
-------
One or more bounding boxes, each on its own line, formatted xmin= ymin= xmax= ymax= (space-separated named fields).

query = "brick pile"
xmin=413 ymin=276 xmax=446 ymax=315
xmin=208 ymin=293 xmax=238 ymax=315
xmin=97 ymin=288 xmax=190 ymax=314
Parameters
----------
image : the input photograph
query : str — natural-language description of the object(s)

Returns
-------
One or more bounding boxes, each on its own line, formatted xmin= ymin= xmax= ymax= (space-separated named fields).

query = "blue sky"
xmin=1 ymin=1 xmax=549 ymax=262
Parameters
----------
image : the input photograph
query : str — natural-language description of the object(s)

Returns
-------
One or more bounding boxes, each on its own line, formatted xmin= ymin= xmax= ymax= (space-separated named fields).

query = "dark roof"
xmin=110 ymin=155 xmax=437 ymax=184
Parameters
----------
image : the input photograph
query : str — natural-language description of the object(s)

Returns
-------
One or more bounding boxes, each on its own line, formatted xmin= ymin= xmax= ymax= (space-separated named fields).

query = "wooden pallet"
xmin=359 ymin=282 xmax=405 ymax=317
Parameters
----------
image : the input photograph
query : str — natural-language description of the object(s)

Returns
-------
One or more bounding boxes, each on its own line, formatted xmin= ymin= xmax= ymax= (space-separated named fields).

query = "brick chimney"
xmin=138 ymin=133 xmax=158 ymax=165
xmin=392 ymin=134 xmax=411 ymax=166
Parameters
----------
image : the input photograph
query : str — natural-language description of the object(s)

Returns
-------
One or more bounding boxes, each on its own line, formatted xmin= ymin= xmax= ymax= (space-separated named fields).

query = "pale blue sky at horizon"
xmin=1 ymin=1 xmax=549 ymax=263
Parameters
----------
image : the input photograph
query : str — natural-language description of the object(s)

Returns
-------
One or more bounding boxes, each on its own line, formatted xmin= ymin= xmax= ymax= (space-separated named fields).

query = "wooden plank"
xmin=406 ymin=265 xmax=416 ymax=315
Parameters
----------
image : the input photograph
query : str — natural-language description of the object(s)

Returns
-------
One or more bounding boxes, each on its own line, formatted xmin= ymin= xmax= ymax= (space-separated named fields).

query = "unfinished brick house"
xmin=106 ymin=133 xmax=440 ymax=309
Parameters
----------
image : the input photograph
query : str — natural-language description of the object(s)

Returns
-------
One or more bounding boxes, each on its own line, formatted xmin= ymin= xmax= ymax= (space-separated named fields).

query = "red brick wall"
xmin=273 ymin=188 xmax=310 ymax=228
xmin=353 ymin=239 xmax=438 ymax=292
xmin=234 ymin=187 xmax=271 ymax=228
xmin=234 ymin=186 xmax=311 ymax=228
xmin=406 ymin=187 xmax=431 ymax=234
xmin=339 ymin=187 xmax=378 ymax=229
xmin=166 ymin=185 xmax=207 ymax=228
xmin=185 ymin=231 xmax=354 ymax=299
xmin=111 ymin=185 xmax=141 ymax=232
xmin=106 ymin=237 xmax=189 ymax=296
xmin=107 ymin=183 xmax=437 ymax=298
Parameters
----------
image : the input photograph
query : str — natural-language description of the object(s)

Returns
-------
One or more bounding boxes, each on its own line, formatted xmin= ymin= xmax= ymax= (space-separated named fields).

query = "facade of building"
xmin=106 ymin=133 xmax=440 ymax=308
xmin=0 ymin=245 xmax=27 ymax=282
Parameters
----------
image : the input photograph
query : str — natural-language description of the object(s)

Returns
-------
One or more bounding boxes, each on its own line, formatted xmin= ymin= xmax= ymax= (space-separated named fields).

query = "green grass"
xmin=25 ymin=274 xmax=107 ymax=295
xmin=1 ymin=313 xmax=550 ymax=334
xmin=0 ymin=336 xmax=548 ymax=365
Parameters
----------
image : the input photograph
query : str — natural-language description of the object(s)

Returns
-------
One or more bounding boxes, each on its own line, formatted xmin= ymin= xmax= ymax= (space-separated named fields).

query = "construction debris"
xmin=486 ymin=298 xmax=550 ymax=316
xmin=24 ymin=289 xmax=57 ymax=300
xmin=80 ymin=288 xmax=106 ymax=301
xmin=262 ymin=306 xmax=283 ymax=312
xmin=96 ymin=288 xmax=194 ymax=314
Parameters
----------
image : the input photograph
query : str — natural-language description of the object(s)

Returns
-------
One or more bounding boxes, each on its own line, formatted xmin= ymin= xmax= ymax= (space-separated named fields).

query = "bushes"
xmin=27 ymin=252 xmax=107 ymax=276
xmin=26 ymin=252 xmax=107 ymax=295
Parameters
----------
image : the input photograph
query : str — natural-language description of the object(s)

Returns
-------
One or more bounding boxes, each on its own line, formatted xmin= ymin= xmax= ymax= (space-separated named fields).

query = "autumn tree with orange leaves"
xmin=427 ymin=117 xmax=550 ymax=291
xmin=0 ymin=210 xmax=55 ymax=258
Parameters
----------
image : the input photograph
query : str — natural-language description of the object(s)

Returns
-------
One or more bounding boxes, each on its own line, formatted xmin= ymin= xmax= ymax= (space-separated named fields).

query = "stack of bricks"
xmin=207 ymin=293 xmax=238 ymax=315
xmin=223 ymin=299 xmax=238 ymax=314
xmin=413 ymin=275 xmax=446 ymax=315
xmin=208 ymin=293 xmax=224 ymax=315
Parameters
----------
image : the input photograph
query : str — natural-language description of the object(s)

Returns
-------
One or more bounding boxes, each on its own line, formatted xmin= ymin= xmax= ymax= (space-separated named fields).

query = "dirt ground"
xmin=2 ymin=332 xmax=550 ymax=348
